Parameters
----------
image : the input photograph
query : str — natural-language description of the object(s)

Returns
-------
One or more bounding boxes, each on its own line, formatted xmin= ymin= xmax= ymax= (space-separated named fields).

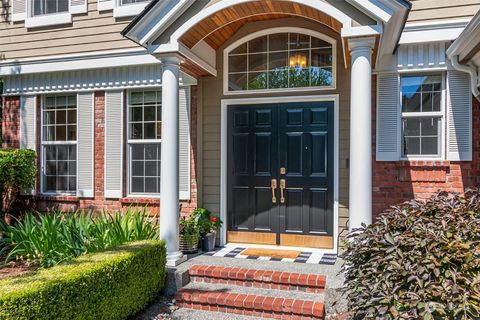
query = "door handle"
xmin=280 ymin=179 xmax=286 ymax=204
xmin=271 ymin=179 xmax=277 ymax=203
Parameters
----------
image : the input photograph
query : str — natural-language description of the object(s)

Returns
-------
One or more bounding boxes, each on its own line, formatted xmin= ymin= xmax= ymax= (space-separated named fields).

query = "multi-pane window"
xmin=32 ymin=0 xmax=69 ymax=16
xmin=121 ymin=0 xmax=148 ymax=5
xmin=128 ymin=90 xmax=162 ymax=194
xmin=42 ymin=95 xmax=77 ymax=193
xmin=401 ymin=74 xmax=443 ymax=157
xmin=227 ymin=32 xmax=334 ymax=91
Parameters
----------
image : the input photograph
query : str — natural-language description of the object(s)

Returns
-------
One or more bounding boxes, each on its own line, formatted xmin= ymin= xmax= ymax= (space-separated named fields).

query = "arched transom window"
xmin=226 ymin=31 xmax=335 ymax=92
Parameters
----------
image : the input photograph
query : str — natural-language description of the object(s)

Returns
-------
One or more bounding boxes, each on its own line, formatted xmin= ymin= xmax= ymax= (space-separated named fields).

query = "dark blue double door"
xmin=227 ymin=102 xmax=334 ymax=247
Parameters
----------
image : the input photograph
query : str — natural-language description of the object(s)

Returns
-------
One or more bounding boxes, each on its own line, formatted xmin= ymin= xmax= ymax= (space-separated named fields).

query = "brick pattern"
xmin=18 ymin=88 xmax=199 ymax=216
xmin=1 ymin=96 xmax=20 ymax=148
xmin=372 ymin=75 xmax=480 ymax=218
xmin=189 ymin=265 xmax=325 ymax=293
xmin=176 ymin=289 xmax=324 ymax=319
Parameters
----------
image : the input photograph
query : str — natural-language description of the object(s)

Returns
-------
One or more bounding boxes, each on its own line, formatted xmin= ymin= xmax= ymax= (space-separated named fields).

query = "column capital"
xmin=347 ymin=37 xmax=376 ymax=55
xmin=159 ymin=54 xmax=183 ymax=68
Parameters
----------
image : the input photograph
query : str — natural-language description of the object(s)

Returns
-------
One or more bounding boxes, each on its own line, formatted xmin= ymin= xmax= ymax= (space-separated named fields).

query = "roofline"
xmin=121 ymin=0 xmax=159 ymax=39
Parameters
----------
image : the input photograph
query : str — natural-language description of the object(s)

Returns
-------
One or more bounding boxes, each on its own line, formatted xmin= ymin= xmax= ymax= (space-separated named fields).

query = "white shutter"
xmin=447 ymin=70 xmax=472 ymax=161
xmin=70 ymin=0 xmax=87 ymax=14
xmin=105 ymin=90 xmax=123 ymax=198
xmin=20 ymin=95 xmax=36 ymax=151
xmin=77 ymin=93 xmax=94 ymax=198
xmin=376 ymin=73 xmax=400 ymax=161
xmin=97 ymin=0 xmax=114 ymax=11
xmin=179 ymin=87 xmax=191 ymax=200
xmin=12 ymin=0 xmax=26 ymax=22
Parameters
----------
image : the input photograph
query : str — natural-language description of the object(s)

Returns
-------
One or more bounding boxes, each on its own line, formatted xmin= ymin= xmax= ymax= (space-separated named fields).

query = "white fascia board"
xmin=346 ymin=0 xmax=393 ymax=23
xmin=446 ymin=15 xmax=480 ymax=58
xmin=341 ymin=24 xmax=382 ymax=38
xmin=25 ymin=12 xmax=71 ymax=28
xmin=401 ymin=20 xmax=470 ymax=45
xmin=0 ymin=50 xmax=159 ymax=76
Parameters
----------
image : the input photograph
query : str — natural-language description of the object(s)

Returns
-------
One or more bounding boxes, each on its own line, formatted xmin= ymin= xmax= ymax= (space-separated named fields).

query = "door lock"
xmin=271 ymin=179 xmax=277 ymax=203
xmin=280 ymin=179 xmax=286 ymax=204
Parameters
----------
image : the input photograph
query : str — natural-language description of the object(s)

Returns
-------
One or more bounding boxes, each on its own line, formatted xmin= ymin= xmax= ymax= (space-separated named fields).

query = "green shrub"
xmin=0 ymin=240 xmax=166 ymax=320
xmin=342 ymin=189 xmax=480 ymax=319
xmin=0 ymin=207 xmax=158 ymax=268
xmin=0 ymin=149 xmax=36 ymax=221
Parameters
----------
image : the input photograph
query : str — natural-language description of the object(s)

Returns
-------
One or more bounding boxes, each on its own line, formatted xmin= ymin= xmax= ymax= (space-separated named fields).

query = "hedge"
xmin=0 ymin=240 xmax=166 ymax=320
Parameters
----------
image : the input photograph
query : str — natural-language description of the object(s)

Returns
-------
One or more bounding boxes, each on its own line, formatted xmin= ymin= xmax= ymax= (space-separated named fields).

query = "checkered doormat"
xmin=203 ymin=246 xmax=337 ymax=265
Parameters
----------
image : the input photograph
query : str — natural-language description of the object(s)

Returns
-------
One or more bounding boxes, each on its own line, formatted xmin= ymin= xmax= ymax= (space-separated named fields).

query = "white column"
xmin=160 ymin=56 xmax=186 ymax=267
xmin=348 ymin=37 xmax=376 ymax=232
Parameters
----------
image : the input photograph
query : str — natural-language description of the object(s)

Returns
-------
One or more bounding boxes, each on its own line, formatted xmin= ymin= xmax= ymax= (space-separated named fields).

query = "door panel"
xmin=227 ymin=102 xmax=334 ymax=247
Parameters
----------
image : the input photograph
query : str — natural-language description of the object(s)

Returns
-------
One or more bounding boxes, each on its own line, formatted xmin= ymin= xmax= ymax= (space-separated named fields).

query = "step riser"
xmin=176 ymin=290 xmax=324 ymax=320
xmin=191 ymin=276 xmax=324 ymax=293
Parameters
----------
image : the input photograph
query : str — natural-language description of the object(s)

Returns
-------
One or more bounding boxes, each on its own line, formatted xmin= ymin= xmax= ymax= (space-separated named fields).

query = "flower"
xmin=210 ymin=217 xmax=217 ymax=222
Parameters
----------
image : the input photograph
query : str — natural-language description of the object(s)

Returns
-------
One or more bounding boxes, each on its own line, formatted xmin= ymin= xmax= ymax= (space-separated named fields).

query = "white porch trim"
xmin=220 ymin=95 xmax=340 ymax=255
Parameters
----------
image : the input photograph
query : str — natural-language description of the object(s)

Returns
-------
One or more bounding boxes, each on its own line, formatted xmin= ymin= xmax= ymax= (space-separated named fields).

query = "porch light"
xmin=289 ymin=53 xmax=307 ymax=68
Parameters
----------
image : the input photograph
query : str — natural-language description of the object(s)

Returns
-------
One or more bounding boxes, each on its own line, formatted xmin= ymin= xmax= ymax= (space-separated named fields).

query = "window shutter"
xmin=376 ymin=73 xmax=400 ymax=161
xmin=105 ymin=90 xmax=124 ymax=198
xmin=97 ymin=0 xmax=114 ymax=11
xmin=70 ymin=0 xmax=87 ymax=14
xmin=12 ymin=0 xmax=26 ymax=22
xmin=447 ymin=70 xmax=472 ymax=161
xmin=20 ymin=95 xmax=36 ymax=151
xmin=179 ymin=87 xmax=191 ymax=200
xmin=77 ymin=93 xmax=94 ymax=198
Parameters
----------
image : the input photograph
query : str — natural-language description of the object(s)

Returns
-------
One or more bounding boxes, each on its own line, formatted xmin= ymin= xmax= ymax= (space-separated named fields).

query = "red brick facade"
xmin=372 ymin=75 xmax=480 ymax=218
xmin=2 ymin=88 xmax=198 ymax=216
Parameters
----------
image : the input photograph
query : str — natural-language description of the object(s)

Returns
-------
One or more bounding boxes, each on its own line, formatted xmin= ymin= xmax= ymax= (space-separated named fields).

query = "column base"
xmin=165 ymin=251 xmax=187 ymax=267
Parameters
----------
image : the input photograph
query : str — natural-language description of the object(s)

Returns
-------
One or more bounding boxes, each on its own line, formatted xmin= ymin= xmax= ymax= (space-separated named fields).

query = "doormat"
xmin=203 ymin=246 xmax=337 ymax=265
xmin=240 ymin=248 xmax=300 ymax=259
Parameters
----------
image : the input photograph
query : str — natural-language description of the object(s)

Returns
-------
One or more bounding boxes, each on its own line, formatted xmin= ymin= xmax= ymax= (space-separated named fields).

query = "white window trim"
xmin=399 ymin=72 xmax=446 ymax=160
xmin=25 ymin=0 xmax=72 ymax=28
xmin=126 ymin=89 xmax=162 ymax=197
xmin=223 ymin=27 xmax=337 ymax=95
xmin=40 ymin=94 xmax=78 ymax=196
xmin=113 ymin=0 xmax=149 ymax=17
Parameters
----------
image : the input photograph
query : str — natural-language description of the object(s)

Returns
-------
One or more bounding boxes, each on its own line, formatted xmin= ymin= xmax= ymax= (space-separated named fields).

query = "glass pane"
xmin=57 ymin=146 xmax=68 ymax=160
xmin=68 ymin=177 xmax=76 ymax=191
xmin=69 ymin=145 xmax=76 ymax=160
xmin=69 ymin=161 xmax=76 ymax=175
xmin=269 ymin=33 xmax=288 ymax=51
xmin=144 ymin=123 xmax=155 ymax=139
xmin=67 ymin=125 xmax=76 ymax=141
xmin=421 ymin=137 xmax=438 ymax=155
xmin=56 ymin=176 xmax=67 ymax=191
xmin=311 ymin=48 xmax=332 ymax=67
xmin=56 ymin=125 xmax=67 ymax=141
xmin=131 ymin=107 xmax=142 ymax=122
xmin=311 ymin=37 xmax=330 ymax=49
xmin=56 ymin=96 xmax=67 ymax=107
xmin=46 ymin=161 xmax=56 ymax=175
xmin=289 ymin=50 xmax=309 ymax=69
xmin=57 ymin=161 xmax=68 ymax=175
xmin=229 ymin=55 xmax=247 ymax=73
xmin=144 ymin=106 xmax=155 ymax=122
xmin=44 ymin=111 xmax=55 ymax=125
xmin=132 ymin=161 xmax=144 ymax=176
xmin=402 ymin=92 xmax=421 ymax=112
xmin=421 ymin=118 xmax=438 ymax=136
xmin=132 ymin=177 xmax=144 ymax=193
xmin=43 ymin=126 xmax=55 ymax=141
xmin=131 ymin=144 xmax=144 ymax=160
xmin=269 ymin=51 xmax=288 ymax=70
xmin=145 ymin=144 xmax=158 ymax=160
xmin=144 ymin=91 xmax=157 ymax=104
xmin=67 ymin=95 xmax=76 ymax=107
xmin=67 ymin=110 xmax=76 ymax=124
xmin=403 ymin=118 xmax=421 ymax=136
xmin=248 ymin=53 xmax=267 ymax=72
xmin=156 ymin=105 xmax=162 ymax=121
xmin=131 ymin=92 xmax=143 ymax=105
xmin=45 ymin=96 xmax=56 ymax=108
xmin=249 ymin=36 xmax=267 ymax=53
xmin=58 ymin=0 xmax=68 ymax=12
xmin=268 ymin=69 xmax=289 ymax=89
xmin=156 ymin=122 xmax=162 ymax=139
xmin=289 ymin=68 xmax=310 ymax=88
xmin=130 ymin=123 xmax=143 ymax=139
xmin=230 ymin=42 xmax=247 ymax=55
xmin=402 ymin=75 xmax=442 ymax=113
xmin=311 ymin=68 xmax=333 ymax=87
xmin=289 ymin=33 xmax=310 ymax=50
xmin=145 ymin=161 xmax=157 ymax=176
xmin=229 ymin=73 xmax=248 ymax=91
xmin=404 ymin=137 xmax=420 ymax=155
xmin=145 ymin=178 xmax=158 ymax=193
xmin=248 ymin=72 xmax=267 ymax=90
xmin=56 ymin=110 xmax=67 ymax=124
xmin=46 ymin=176 xmax=56 ymax=191
xmin=45 ymin=146 xmax=56 ymax=161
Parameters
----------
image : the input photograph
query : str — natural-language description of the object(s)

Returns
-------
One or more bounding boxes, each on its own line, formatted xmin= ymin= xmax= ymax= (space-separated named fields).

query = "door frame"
xmin=220 ymin=95 xmax=340 ymax=253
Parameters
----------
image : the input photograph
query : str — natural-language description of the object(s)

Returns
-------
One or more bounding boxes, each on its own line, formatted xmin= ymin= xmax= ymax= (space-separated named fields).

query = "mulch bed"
xmin=0 ymin=261 xmax=35 ymax=281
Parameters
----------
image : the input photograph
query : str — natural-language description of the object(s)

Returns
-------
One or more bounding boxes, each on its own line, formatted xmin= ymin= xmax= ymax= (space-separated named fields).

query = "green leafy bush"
xmin=0 ymin=240 xmax=166 ymax=320
xmin=0 ymin=207 xmax=158 ymax=268
xmin=0 ymin=149 xmax=36 ymax=221
xmin=342 ymin=189 xmax=480 ymax=319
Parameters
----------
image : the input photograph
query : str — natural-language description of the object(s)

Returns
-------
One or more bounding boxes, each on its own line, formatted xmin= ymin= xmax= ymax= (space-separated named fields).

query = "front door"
xmin=227 ymin=101 xmax=334 ymax=248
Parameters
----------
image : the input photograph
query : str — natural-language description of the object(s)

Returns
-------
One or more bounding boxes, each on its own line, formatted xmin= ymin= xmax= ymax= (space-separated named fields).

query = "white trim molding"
xmin=400 ymin=20 xmax=471 ymax=45
xmin=220 ymin=95 xmax=340 ymax=254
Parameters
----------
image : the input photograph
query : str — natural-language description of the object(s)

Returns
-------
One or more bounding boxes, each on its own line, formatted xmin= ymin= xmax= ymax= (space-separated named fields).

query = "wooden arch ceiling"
xmin=179 ymin=0 xmax=343 ymax=50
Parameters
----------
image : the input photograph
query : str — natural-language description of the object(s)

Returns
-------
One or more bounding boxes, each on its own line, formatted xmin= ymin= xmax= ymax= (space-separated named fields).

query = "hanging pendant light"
xmin=289 ymin=53 xmax=307 ymax=68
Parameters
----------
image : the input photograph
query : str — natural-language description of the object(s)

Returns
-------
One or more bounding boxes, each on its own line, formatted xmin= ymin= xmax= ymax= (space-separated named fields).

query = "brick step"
xmin=189 ymin=265 xmax=326 ymax=293
xmin=176 ymin=287 xmax=324 ymax=319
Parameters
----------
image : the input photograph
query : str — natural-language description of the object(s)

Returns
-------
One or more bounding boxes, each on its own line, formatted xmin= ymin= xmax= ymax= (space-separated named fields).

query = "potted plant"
xmin=192 ymin=208 xmax=223 ymax=252
xmin=179 ymin=215 xmax=199 ymax=254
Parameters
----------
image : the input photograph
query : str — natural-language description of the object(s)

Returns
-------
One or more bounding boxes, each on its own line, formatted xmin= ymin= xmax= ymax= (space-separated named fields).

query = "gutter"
xmin=450 ymin=55 xmax=480 ymax=98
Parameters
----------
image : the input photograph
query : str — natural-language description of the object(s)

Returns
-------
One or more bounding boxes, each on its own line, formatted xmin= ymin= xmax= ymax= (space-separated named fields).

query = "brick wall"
xmin=372 ymin=75 xmax=480 ymax=218
xmin=1 ymin=96 xmax=20 ymax=148
xmin=3 ymin=89 xmax=198 ymax=216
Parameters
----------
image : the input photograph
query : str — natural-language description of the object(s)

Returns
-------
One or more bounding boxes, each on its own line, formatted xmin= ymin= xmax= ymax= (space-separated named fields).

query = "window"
xmin=42 ymin=95 xmax=77 ymax=193
xmin=227 ymin=32 xmax=334 ymax=92
xmin=120 ymin=0 xmax=148 ymax=5
xmin=128 ymin=90 xmax=162 ymax=195
xmin=32 ymin=0 xmax=68 ymax=16
xmin=401 ymin=74 xmax=444 ymax=157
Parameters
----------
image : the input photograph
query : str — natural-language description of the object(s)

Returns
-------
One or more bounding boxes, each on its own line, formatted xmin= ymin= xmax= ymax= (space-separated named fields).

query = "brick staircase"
xmin=175 ymin=265 xmax=327 ymax=319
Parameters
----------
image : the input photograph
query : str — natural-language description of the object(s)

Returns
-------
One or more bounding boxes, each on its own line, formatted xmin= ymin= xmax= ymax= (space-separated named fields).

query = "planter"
xmin=202 ymin=232 xmax=216 ymax=252
xmin=179 ymin=233 xmax=199 ymax=254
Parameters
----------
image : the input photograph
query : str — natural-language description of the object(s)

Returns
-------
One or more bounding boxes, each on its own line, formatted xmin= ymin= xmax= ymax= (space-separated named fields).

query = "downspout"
xmin=450 ymin=55 xmax=480 ymax=98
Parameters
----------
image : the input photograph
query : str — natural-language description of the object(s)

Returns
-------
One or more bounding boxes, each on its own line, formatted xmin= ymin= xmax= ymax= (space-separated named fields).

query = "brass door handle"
xmin=271 ymin=179 xmax=277 ymax=203
xmin=280 ymin=179 xmax=286 ymax=204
